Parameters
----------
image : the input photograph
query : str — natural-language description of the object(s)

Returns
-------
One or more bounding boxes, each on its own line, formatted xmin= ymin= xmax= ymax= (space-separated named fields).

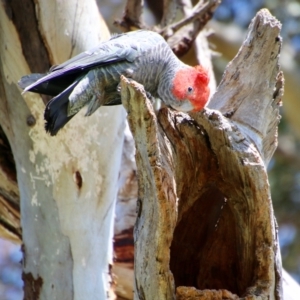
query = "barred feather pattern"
xmin=18 ymin=30 xmax=209 ymax=135
xmin=67 ymin=38 xmax=185 ymax=117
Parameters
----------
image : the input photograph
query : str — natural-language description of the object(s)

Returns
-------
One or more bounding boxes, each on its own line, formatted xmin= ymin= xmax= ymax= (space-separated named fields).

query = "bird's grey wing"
xmin=51 ymin=40 xmax=139 ymax=72
xmin=51 ymin=30 xmax=161 ymax=72
xmin=19 ymin=33 xmax=142 ymax=94
xmin=19 ymin=30 xmax=164 ymax=95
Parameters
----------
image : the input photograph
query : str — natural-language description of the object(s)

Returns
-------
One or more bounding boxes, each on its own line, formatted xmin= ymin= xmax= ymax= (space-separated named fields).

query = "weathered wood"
xmin=176 ymin=287 xmax=239 ymax=300
xmin=122 ymin=9 xmax=283 ymax=300
xmin=208 ymin=9 xmax=282 ymax=166
xmin=121 ymin=77 xmax=177 ymax=299
xmin=209 ymin=18 xmax=300 ymax=141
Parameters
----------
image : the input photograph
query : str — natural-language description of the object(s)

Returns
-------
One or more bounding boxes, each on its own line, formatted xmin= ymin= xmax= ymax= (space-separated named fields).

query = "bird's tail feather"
xmin=19 ymin=71 xmax=87 ymax=96
xmin=44 ymin=80 xmax=80 ymax=136
xmin=18 ymin=74 xmax=46 ymax=94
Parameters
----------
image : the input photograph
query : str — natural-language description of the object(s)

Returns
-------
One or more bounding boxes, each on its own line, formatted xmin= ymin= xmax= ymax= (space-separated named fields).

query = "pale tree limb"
xmin=114 ymin=0 xmax=144 ymax=31
xmin=160 ymin=0 xmax=179 ymax=27
xmin=121 ymin=9 xmax=283 ymax=300
xmin=0 ymin=0 xmax=125 ymax=298
xmin=162 ymin=0 xmax=220 ymax=57
xmin=160 ymin=0 xmax=220 ymax=39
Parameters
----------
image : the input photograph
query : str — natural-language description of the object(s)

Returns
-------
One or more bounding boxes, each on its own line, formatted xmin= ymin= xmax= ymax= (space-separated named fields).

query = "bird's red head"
xmin=171 ymin=65 xmax=210 ymax=111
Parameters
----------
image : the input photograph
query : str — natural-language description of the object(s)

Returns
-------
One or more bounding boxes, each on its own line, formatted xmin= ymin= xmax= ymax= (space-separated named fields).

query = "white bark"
xmin=0 ymin=1 xmax=125 ymax=299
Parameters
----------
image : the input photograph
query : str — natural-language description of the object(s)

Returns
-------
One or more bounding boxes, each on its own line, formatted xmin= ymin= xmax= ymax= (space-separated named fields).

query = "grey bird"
xmin=19 ymin=30 xmax=210 ymax=135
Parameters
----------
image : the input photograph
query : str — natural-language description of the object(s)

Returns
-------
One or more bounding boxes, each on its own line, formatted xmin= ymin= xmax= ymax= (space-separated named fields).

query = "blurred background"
xmin=1 ymin=0 xmax=299 ymax=298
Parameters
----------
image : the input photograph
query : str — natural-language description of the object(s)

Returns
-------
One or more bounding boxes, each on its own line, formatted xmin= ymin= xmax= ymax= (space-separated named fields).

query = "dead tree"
xmin=121 ymin=9 xmax=284 ymax=300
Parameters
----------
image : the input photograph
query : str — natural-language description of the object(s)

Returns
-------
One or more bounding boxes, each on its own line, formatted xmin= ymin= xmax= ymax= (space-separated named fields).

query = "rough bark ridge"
xmin=121 ymin=9 xmax=283 ymax=300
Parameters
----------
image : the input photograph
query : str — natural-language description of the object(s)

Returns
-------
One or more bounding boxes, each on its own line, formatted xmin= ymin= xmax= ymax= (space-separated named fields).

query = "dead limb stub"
xmin=121 ymin=76 xmax=177 ymax=299
xmin=121 ymin=9 xmax=283 ymax=300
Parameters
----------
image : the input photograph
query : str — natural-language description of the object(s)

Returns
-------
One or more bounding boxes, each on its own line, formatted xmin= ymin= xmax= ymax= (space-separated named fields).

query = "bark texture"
xmin=121 ymin=9 xmax=283 ymax=300
xmin=0 ymin=1 xmax=125 ymax=299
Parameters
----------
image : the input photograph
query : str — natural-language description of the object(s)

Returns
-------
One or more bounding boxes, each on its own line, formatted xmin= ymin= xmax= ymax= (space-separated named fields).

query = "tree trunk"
xmin=0 ymin=1 xmax=125 ymax=299
xmin=121 ymin=9 xmax=283 ymax=300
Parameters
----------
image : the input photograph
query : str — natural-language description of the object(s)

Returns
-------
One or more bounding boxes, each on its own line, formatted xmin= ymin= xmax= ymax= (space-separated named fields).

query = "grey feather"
xmin=18 ymin=30 xmax=187 ymax=135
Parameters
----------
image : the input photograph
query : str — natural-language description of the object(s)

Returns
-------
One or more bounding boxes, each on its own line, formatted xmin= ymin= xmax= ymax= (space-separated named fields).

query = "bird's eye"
xmin=187 ymin=87 xmax=193 ymax=93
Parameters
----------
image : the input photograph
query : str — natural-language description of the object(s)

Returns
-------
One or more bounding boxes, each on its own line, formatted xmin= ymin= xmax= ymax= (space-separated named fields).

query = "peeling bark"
xmin=121 ymin=9 xmax=283 ymax=300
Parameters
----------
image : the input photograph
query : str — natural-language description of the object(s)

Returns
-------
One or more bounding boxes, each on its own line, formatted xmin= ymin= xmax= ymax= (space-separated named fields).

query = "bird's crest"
xmin=172 ymin=65 xmax=210 ymax=111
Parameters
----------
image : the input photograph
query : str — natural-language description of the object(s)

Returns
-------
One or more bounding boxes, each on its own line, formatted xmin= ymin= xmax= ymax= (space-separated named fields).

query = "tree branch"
xmin=160 ymin=0 xmax=220 ymax=39
xmin=114 ymin=0 xmax=144 ymax=31
xmin=158 ymin=0 xmax=219 ymax=57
